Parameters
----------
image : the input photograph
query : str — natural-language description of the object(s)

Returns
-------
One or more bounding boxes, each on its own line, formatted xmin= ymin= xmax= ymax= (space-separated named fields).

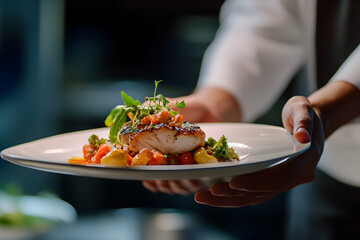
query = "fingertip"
xmin=142 ymin=181 xmax=158 ymax=193
xmin=168 ymin=181 xmax=192 ymax=196
xmin=295 ymin=127 xmax=311 ymax=143
xmin=194 ymin=190 xmax=211 ymax=203
xmin=228 ymin=176 xmax=245 ymax=190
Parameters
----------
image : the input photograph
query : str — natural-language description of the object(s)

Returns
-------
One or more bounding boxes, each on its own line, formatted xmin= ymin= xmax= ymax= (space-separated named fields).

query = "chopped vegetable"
xmin=101 ymin=149 xmax=127 ymax=166
xmin=205 ymin=135 xmax=238 ymax=161
xmin=91 ymin=144 xmax=111 ymax=164
xmin=131 ymin=148 xmax=153 ymax=166
xmin=127 ymin=154 xmax=133 ymax=166
xmin=166 ymin=154 xmax=181 ymax=165
xmin=83 ymin=144 xmax=96 ymax=161
xmin=180 ymin=152 xmax=195 ymax=164
xmin=194 ymin=147 xmax=218 ymax=164
xmin=88 ymin=134 xmax=106 ymax=148
xmin=148 ymin=151 xmax=165 ymax=165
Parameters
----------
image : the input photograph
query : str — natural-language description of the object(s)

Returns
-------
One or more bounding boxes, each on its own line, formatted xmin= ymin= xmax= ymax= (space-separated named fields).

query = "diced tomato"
xmin=148 ymin=151 xmax=165 ymax=165
xmin=157 ymin=109 xmax=172 ymax=123
xmin=83 ymin=144 xmax=96 ymax=161
xmin=91 ymin=144 xmax=111 ymax=164
xmin=166 ymin=154 xmax=181 ymax=165
xmin=180 ymin=152 xmax=196 ymax=165
xmin=150 ymin=115 xmax=159 ymax=125
xmin=127 ymin=154 xmax=133 ymax=166
xmin=170 ymin=114 xmax=184 ymax=127
xmin=141 ymin=115 xmax=151 ymax=126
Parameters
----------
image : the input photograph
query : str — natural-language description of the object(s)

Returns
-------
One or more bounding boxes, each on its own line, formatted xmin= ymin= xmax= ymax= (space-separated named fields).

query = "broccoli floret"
xmin=205 ymin=135 xmax=239 ymax=161
xmin=212 ymin=135 xmax=230 ymax=160
xmin=206 ymin=137 xmax=217 ymax=147
xmin=88 ymin=134 xmax=106 ymax=148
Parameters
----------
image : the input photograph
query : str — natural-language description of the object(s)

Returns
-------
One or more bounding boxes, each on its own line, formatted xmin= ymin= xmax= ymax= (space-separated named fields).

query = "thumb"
xmin=282 ymin=96 xmax=313 ymax=144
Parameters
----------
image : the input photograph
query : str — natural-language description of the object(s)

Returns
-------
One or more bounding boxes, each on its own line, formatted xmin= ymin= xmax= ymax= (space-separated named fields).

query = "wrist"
xmin=308 ymin=81 xmax=360 ymax=139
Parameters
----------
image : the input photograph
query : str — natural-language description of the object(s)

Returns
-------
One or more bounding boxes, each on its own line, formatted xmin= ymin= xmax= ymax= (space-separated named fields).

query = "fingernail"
xmin=295 ymin=127 xmax=311 ymax=143
xmin=194 ymin=190 xmax=208 ymax=203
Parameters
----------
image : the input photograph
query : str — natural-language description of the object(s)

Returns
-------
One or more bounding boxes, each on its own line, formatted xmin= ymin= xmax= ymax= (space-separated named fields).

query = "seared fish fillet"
xmin=120 ymin=122 xmax=205 ymax=154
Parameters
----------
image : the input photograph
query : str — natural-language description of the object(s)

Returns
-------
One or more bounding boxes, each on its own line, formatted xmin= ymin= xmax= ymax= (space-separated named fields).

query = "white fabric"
xmin=196 ymin=0 xmax=360 ymax=186
xmin=330 ymin=45 xmax=360 ymax=89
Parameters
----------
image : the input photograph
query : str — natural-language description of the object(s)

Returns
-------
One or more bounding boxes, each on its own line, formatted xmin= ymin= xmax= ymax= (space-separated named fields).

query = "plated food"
xmin=69 ymin=81 xmax=239 ymax=167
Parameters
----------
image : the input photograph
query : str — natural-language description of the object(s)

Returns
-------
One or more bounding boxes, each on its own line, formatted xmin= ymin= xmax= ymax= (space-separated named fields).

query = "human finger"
xmin=181 ymin=180 xmax=208 ymax=192
xmin=142 ymin=180 xmax=158 ymax=193
xmin=282 ymin=96 xmax=313 ymax=143
xmin=168 ymin=181 xmax=194 ymax=195
xmin=153 ymin=180 xmax=173 ymax=195
xmin=195 ymin=190 xmax=274 ymax=207
xmin=211 ymin=181 xmax=272 ymax=196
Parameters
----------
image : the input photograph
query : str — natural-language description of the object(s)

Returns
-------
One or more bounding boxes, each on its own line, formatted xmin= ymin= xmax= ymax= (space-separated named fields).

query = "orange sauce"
xmin=68 ymin=157 xmax=89 ymax=165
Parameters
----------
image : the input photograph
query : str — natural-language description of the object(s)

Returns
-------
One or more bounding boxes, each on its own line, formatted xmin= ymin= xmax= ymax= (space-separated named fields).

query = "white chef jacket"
xmin=196 ymin=0 xmax=360 ymax=187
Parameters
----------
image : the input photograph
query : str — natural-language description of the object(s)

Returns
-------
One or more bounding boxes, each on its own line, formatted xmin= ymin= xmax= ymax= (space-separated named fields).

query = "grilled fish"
xmin=120 ymin=122 xmax=205 ymax=154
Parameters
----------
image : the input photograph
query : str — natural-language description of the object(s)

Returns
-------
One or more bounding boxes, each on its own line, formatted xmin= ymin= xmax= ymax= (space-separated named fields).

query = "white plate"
xmin=1 ymin=123 xmax=310 ymax=180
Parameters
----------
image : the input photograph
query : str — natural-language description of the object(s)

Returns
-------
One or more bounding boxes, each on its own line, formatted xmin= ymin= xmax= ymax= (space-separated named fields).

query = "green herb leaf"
xmin=104 ymin=105 xmax=126 ymax=127
xmin=156 ymin=94 xmax=169 ymax=107
xmin=154 ymin=80 xmax=163 ymax=98
xmin=121 ymin=91 xmax=141 ymax=107
xmin=169 ymin=110 xmax=178 ymax=116
xmin=109 ymin=108 xmax=128 ymax=144
xmin=175 ymin=100 xmax=185 ymax=108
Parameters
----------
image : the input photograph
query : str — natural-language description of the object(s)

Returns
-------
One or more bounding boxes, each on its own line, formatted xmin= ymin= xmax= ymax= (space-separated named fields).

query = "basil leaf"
xmin=121 ymin=91 xmax=141 ymax=107
xmin=109 ymin=108 xmax=128 ymax=143
xmin=169 ymin=110 xmax=178 ymax=116
xmin=175 ymin=100 xmax=185 ymax=108
xmin=104 ymin=105 xmax=125 ymax=127
xmin=156 ymin=94 xmax=169 ymax=107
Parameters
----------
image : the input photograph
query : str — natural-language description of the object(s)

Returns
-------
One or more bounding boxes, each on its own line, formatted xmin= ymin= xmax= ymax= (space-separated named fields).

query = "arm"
xmin=195 ymin=81 xmax=360 ymax=207
xmin=315 ymin=45 xmax=360 ymax=138
xmin=194 ymin=45 xmax=360 ymax=206
xmin=310 ymin=81 xmax=360 ymax=139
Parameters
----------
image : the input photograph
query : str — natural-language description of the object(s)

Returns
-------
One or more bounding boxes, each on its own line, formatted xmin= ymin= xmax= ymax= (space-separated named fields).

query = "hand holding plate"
xmin=194 ymin=96 xmax=324 ymax=207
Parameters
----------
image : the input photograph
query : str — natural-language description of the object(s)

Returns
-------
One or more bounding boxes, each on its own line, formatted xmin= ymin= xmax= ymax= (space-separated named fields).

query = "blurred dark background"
xmin=0 ymin=0 xmax=292 ymax=239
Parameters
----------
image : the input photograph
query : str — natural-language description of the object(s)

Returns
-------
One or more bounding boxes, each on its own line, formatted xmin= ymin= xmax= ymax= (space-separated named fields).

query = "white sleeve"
xmin=330 ymin=45 xmax=360 ymax=89
xmin=196 ymin=0 xmax=306 ymax=122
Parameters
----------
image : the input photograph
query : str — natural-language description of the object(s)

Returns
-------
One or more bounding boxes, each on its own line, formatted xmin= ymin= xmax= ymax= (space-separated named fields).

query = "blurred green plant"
xmin=0 ymin=181 xmax=76 ymax=231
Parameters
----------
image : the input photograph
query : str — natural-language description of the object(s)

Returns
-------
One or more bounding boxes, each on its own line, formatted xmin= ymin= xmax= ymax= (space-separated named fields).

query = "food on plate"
xmin=68 ymin=81 xmax=239 ymax=166
xmin=120 ymin=121 xmax=205 ymax=154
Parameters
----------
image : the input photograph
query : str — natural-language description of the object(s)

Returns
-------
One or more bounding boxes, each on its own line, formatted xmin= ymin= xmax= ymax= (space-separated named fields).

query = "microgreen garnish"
xmin=104 ymin=80 xmax=185 ymax=144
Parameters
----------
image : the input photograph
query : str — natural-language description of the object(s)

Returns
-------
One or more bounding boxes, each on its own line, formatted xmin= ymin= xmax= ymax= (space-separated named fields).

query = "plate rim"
xmin=1 ymin=123 xmax=311 ymax=179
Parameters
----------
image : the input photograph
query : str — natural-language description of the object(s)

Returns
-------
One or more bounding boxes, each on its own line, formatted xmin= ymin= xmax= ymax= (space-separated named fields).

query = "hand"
xmin=167 ymin=94 xmax=221 ymax=123
xmin=194 ymin=96 xmax=325 ymax=207
xmin=168 ymin=87 xmax=242 ymax=123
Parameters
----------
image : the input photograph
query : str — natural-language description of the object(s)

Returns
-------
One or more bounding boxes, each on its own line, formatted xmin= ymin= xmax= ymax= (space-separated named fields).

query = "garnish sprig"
xmin=105 ymin=80 xmax=185 ymax=144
